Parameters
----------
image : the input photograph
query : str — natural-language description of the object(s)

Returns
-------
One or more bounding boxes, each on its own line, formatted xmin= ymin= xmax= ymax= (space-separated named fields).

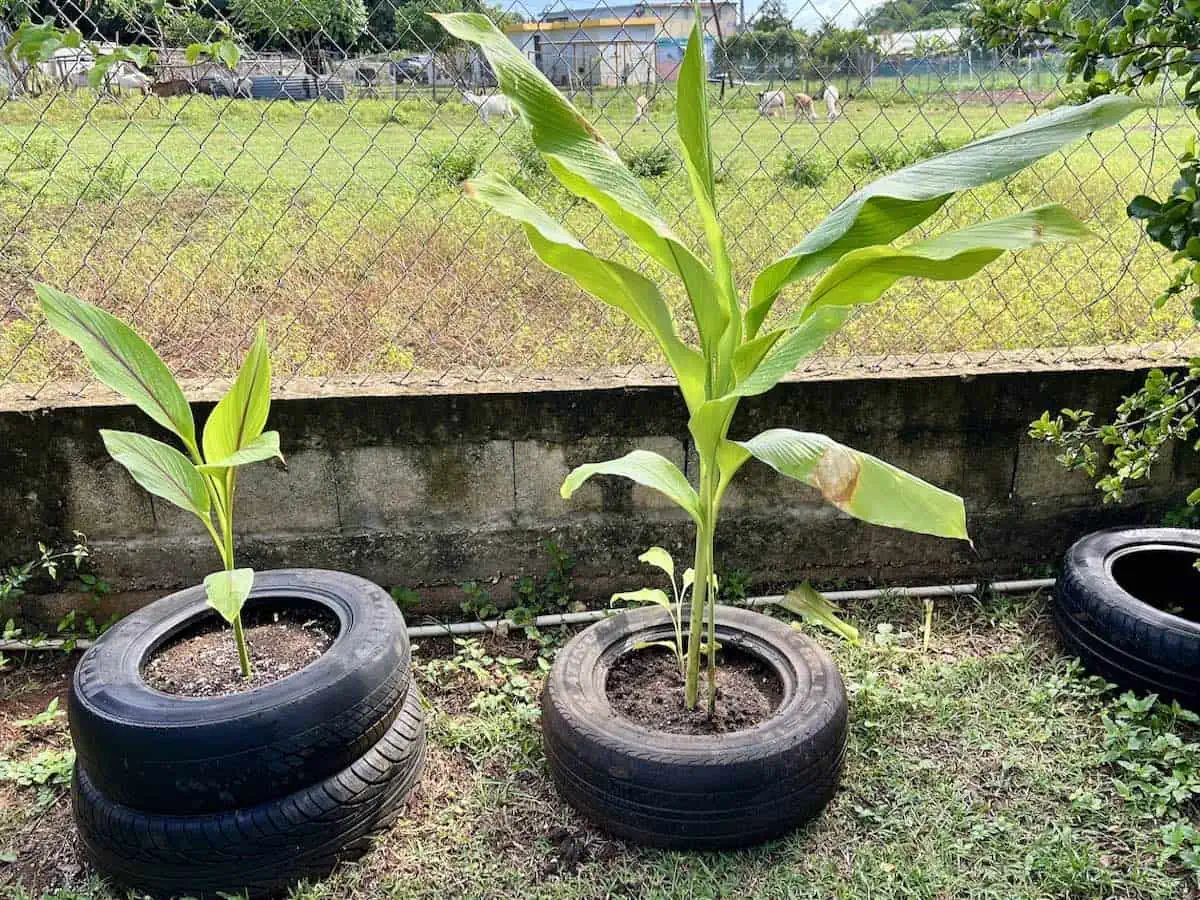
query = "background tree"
xmin=393 ymin=0 xmax=513 ymax=81
xmin=974 ymin=0 xmax=1200 ymax=517
xmin=749 ymin=0 xmax=791 ymax=32
xmin=861 ymin=0 xmax=969 ymax=32
xmin=229 ymin=0 xmax=366 ymax=75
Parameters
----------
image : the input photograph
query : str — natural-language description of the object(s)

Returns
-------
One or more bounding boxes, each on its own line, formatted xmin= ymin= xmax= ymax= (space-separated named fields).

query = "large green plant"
xmin=37 ymin=286 xmax=282 ymax=677
xmin=439 ymin=9 xmax=1136 ymax=712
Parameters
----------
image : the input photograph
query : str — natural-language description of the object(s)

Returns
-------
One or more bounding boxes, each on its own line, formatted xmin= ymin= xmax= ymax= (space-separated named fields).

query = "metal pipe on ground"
xmin=0 ymin=578 xmax=1056 ymax=651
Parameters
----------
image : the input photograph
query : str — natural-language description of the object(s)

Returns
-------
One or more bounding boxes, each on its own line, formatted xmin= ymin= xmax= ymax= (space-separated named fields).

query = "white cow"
xmin=462 ymin=91 xmax=514 ymax=124
xmin=632 ymin=94 xmax=651 ymax=125
xmin=757 ymin=88 xmax=786 ymax=117
xmin=823 ymin=84 xmax=841 ymax=121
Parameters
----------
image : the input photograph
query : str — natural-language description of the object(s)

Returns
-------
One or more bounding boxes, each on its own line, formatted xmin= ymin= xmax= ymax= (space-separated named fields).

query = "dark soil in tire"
xmin=606 ymin=646 xmax=782 ymax=735
xmin=142 ymin=600 xmax=338 ymax=697
xmin=1056 ymin=527 xmax=1200 ymax=707
xmin=543 ymin=605 xmax=847 ymax=849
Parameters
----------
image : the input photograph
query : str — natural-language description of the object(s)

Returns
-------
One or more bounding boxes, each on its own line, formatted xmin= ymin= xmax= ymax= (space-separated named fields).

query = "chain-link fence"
xmin=0 ymin=0 xmax=1194 ymax=402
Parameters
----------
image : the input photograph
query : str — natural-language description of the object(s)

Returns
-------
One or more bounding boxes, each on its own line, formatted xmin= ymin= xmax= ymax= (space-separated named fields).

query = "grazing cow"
xmin=151 ymin=78 xmax=196 ymax=97
xmin=757 ymin=89 xmax=786 ymax=117
xmin=632 ymin=94 xmax=650 ymax=125
xmin=793 ymin=92 xmax=816 ymax=121
xmin=823 ymin=83 xmax=840 ymax=121
xmin=462 ymin=91 xmax=514 ymax=124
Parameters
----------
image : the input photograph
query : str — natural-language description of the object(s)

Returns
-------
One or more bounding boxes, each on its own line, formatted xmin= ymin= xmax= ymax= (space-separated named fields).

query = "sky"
xmin=777 ymin=0 xmax=886 ymax=30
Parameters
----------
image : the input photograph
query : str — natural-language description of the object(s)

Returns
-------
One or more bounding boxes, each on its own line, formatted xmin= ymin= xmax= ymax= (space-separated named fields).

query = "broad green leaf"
xmin=676 ymin=14 xmax=740 ymax=382
xmin=463 ymin=174 xmax=706 ymax=410
xmin=100 ymin=430 xmax=210 ymax=518
xmin=197 ymin=431 xmax=283 ymax=473
xmin=637 ymin=547 xmax=675 ymax=581
xmin=203 ymin=568 xmax=254 ymax=624
xmin=682 ymin=568 xmax=695 ymax=592
xmin=202 ymin=325 xmax=272 ymax=465
xmin=778 ymin=582 xmax=860 ymax=642
xmin=435 ymin=13 xmax=727 ymax=351
xmin=731 ymin=307 xmax=852 ymax=398
xmin=797 ymin=205 xmax=1092 ymax=321
xmin=38 ymin=285 xmax=196 ymax=450
xmin=734 ymin=428 xmax=968 ymax=540
xmin=612 ymin=588 xmax=673 ymax=612
xmin=561 ymin=450 xmax=701 ymax=524
xmin=747 ymin=95 xmax=1143 ymax=336
xmin=688 ymin=396 xmax=738 ymax=466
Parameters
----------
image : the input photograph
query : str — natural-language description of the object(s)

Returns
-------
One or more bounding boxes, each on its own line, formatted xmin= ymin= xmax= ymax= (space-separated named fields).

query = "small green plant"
xmin=0 ymin=749 xmax=74 ymax=789
xmin=717 ymin=567 xmax=751 ymax=604
xmin=438 ymin=6 xmax=1136 ymax=712
xmin=0 ymin=535 xmax=90 ymax=615
xmin=428 ymin=141 xmax=482 ymax=187
xmin=620 ymin=143 xmax=673 ymax=178
xmin=14 ymin=698 xmax=65 ymax=729
xmin=460 ymin=580 xmax=498 ymax=621
xmin=81 ymin=158 xmax=132 ymax=202
xmin=390 ymin=586 xmax=422 ymax=613
xmin=615 ymin=548 xmax=859 ymax=676
xmin=779 ymin=151 xmax=831 ymax=188
xmin=38 ymin=286 xmax=284 ymax=678
xmin=5 ymin=134 xmax=62 ymax=171
xmin=510 ymin=538 xmax=575 ymax=624
xmin=846 ymin=143 xmax=910 ymax=174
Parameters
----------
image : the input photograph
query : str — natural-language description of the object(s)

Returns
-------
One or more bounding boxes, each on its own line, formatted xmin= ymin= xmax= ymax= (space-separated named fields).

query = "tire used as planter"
xmin=69 ymin=568 xmax=412 ymax=815
xmin=1057 ymin=527 xmax=1200 ymax=707
xmin=73 ymin=682 xmax=426 ymax=900
xmin=542 ymin=605 xmax=848 ymax=849
xmin=68 ymin=568 xmax=425 ymax=898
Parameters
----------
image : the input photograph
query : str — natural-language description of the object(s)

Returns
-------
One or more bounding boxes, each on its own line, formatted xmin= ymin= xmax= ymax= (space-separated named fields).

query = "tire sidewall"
xmin=69 ymin=568 xmax=410 ymax=811
xmin=1060 ymin=527 xmax=1200 ymax=640
xmin=543 ymin=605 xmax=848 ymax=796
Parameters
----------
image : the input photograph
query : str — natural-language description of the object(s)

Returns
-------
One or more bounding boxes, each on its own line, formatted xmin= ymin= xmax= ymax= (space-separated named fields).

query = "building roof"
xmin=504 ymin=15 xmax=659 ymax=31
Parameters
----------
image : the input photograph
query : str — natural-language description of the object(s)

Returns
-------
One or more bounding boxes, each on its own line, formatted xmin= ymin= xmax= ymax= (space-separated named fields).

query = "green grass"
xmin=1 ymin=591 xmax=1198 ymax=899
xmin=0 ymin=85 xmax=1193 ymax=385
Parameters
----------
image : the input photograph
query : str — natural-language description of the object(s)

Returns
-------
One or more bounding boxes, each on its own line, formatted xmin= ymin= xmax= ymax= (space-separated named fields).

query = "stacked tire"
xmin=68 ymin=569 xmax=425 ymax=899
xmin=1056 ymin=528 xmax=1200 ymax=707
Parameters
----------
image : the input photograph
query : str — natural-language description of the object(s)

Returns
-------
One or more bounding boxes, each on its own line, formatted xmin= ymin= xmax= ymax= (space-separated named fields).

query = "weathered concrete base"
xmin=1 ymin=362 xmax=1189 ymax=621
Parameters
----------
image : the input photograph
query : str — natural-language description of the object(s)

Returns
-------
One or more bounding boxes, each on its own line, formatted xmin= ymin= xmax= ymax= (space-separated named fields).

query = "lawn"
xmin=0 ymin=84 xmax=1194 ymax=387
xmin=2 ymin=588 xmax=1198 ymax=899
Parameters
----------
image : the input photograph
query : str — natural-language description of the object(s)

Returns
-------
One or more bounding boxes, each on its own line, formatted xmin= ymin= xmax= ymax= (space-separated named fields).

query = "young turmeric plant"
xmin=444 ymin=6 xmax=1138 ymax=713
xmin=38 ymin=286 xmax=282 ymax=677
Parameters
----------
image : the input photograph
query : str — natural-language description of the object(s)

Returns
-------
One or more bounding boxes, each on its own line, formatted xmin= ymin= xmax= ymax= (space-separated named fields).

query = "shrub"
xmin=779 ymin=152 xmax=831 ymax=188
xmin=621 ymin=143 xmax=673 ymax=178
xmin=6 ymin=134 xmax=62 ymax=171
xmin=428 ymin=142 xmax=482 ymax=186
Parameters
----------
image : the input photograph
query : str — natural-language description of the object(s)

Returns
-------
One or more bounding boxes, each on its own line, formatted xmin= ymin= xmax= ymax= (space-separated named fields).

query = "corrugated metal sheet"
xmin=246 ymin=75 xmax=346 ymax=101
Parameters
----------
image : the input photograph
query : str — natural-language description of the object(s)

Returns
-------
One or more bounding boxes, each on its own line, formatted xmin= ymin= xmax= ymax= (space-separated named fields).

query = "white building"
xmin=505 ymin=0 xmax=737 ymax=87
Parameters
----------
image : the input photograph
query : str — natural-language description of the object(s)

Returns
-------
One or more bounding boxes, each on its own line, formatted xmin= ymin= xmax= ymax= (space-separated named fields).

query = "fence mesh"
xmin=0 ymin=0 xmax=1194 ymax=402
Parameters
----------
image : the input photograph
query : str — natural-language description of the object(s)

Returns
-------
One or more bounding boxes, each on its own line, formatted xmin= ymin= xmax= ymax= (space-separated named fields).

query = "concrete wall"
xmin=1 ymin=362 xmax=1190 ymax=618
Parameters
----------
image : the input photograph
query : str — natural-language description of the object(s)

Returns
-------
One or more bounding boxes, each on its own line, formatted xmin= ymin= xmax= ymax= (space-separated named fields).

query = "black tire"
xmin=542 ymin=605 xmax=848 ymax=849
xmin=1056 ymin=528 xmax=1200 ymax=706
xmin=74 ymin=682 xmax=426 ymax=899
xmin=70 ymin=569 xmax=412 ymax=815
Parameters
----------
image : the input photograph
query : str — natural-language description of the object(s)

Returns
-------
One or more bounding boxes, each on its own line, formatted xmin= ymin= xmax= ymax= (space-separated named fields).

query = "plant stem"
xmin=224 ymin=469 xmax=252 ymax=679
xmin=684 ymin=463 xmax=716 ymax=711
xmin=232 ymin=613 xmax=252 ymax=678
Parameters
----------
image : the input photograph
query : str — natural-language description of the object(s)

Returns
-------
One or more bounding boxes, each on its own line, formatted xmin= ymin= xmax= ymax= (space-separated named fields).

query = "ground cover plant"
xmin=0 ymin=80 xmax=1189 ymax=385
xmin=1 ymin=589 xmax=1198 ymax=898
xmin=36 ymin=287 xmax=282 ymax=676
xmin=438 ymin=7 xmax=1137 ymax=711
